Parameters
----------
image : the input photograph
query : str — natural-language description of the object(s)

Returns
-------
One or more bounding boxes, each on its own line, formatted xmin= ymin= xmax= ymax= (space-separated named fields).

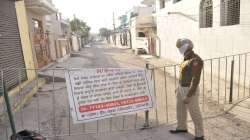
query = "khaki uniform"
xmin=176 ymin=50 xmax=204 ymax=137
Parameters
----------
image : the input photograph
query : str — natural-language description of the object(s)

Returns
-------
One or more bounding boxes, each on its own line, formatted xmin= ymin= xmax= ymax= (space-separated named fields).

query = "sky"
xmin=53 ymin=0 xmax=142 ymax=33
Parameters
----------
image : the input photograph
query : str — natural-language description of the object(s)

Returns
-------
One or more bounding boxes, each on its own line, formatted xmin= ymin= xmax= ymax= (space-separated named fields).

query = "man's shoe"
xmin=194 ymin=136 xmax=205 ymax=140
xmin=169 ymin=129 xmax=188 ymax=134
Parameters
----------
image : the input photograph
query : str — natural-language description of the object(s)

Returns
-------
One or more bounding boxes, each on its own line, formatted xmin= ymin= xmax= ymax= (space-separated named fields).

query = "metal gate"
xmin=0 ymin=0 xmax=27 ymax=90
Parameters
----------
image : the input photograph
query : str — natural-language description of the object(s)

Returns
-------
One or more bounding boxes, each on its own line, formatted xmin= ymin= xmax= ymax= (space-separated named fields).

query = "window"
xmin=199 ymin=0 xmax=213 ymax=28
xmin=138 ymin=32 xmax=146 ymax=37
xmin=130 ymin=12 xmax=138 ymax=18
xmin=220 ymin=0 xmax=240 ymax=26
xmin=32 ymin=19 xmax=43 ymax=34
xmin=173 ymin=0 xmax=182 ymax=3
xmin=160 ymin=0 xmax=165 ymax=9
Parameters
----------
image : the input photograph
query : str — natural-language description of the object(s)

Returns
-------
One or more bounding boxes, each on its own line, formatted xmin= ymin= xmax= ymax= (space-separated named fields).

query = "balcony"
xmin=141 ymin=0 xmax=155 ymax=6
xmin=136 ymin=15 xmax=156 ymax=28
xmin=60 ymin=19 xmax=70 ymax=26
xmin=25 ymin=0 xmax=57 ymax=15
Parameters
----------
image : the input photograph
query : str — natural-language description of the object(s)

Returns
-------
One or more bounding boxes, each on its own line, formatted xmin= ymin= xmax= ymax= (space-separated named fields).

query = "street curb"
xmin=56 ymin=54 xmax=71 ymax=63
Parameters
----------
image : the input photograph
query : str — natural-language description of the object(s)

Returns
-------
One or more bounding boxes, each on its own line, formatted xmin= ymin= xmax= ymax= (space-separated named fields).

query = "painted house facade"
xmin=24 ymin=0 xmax=57 ymax=68
xmin=24 ymin=0 xmax=75 ymax=67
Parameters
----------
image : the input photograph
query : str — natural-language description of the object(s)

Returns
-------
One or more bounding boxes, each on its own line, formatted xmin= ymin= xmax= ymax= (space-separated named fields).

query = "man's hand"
xmin=183 ymin=97 xmax=190 ymax=104
xmin=175 ymin=88 xmax=178 ymax=94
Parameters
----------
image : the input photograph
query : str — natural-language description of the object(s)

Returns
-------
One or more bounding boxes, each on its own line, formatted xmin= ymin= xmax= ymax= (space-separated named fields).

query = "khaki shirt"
xmin=179 ymin=50 xmax=203 ymax=96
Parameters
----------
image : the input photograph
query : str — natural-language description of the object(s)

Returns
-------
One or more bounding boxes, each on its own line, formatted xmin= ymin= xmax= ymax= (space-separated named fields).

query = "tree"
xmin=70 ymin=17 xmax=91 ymax=40
xmin=99 ymin=28 xmax=111 ymax=42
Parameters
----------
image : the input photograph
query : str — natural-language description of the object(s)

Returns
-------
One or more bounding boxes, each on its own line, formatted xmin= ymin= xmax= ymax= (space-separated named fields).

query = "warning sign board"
xmin=65 ymin=68 xmax=154 ymax=123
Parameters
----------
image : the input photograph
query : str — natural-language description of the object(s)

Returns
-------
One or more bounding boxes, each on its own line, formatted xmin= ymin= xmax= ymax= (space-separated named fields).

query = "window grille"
xmin=160 ymin=0 xmax=165 ymax=9
xmin=221 ymin=0 xmax=240 ymax=26
xmin=138 ymin=32 xmax=146 ymax=37
xmin=173 ymin=0 xmax=182 ymax=3
xmin=200 ymin=0 xmax=213 ymax=28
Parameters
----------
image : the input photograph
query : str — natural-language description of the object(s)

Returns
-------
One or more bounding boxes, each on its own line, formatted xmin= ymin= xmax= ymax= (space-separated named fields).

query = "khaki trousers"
xmin=176 ymin=85 xmax=204 ymax=137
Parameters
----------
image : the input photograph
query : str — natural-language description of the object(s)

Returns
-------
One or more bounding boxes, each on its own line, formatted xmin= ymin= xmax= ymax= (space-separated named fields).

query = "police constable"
xmin=169 ymin=39 xmax=205 ymax=140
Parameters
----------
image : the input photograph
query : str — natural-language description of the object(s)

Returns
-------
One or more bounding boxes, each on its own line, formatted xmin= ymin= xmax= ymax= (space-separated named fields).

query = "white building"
xmin=155 ymin=0 xmax=250 ymax=89
xmin=129 ymin=4 xmax=157 ymax=55
xmin=155 ymin=0 xmax=250 ymax=61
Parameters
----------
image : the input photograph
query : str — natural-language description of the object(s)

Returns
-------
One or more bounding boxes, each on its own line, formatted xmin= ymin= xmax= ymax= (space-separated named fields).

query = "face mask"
xmin=178 ymin=43 xmax=189 ymax=56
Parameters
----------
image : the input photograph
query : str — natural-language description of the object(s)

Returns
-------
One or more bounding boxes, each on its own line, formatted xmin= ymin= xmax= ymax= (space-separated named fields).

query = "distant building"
xmin=129 ymin=1 xmax=157 ymax=55
xmin=110 ymin=13 xmax=131 ymax=48
xmin=49 ymin=12 xmax=73 ymax=59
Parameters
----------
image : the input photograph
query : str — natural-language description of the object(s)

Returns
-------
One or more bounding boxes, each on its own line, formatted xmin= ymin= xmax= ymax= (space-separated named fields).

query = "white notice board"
xmin=65 ymin=68 xmax=155 ymax=123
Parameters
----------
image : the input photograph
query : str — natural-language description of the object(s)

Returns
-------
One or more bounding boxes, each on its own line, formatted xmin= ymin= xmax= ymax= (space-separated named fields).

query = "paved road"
xmin=56 ymin=42 xmax=145 ymax=68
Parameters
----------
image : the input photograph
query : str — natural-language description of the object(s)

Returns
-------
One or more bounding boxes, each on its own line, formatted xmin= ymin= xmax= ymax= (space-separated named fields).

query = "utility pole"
xmin=113 ymin=12 xmax=116 ymax=30
xmin=73 ymin=14 xmax=78 ymax=33
xmin=113 ymin=12 xmax=116 ymax=45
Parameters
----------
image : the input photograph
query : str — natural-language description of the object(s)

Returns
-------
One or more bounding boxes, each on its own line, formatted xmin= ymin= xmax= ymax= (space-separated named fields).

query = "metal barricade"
xmin=0 ymin=52 xmax=250 ymax=140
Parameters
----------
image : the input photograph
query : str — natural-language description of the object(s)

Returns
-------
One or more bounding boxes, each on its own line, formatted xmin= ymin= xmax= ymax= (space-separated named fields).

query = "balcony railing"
xmin=141 ymin=0 xmax=155 ymax=6
xmin=136 ymin=16 xmax=156 ymax=27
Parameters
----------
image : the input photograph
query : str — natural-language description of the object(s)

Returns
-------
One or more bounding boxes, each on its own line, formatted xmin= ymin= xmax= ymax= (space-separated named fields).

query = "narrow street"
xmin=1 ymin=42 xmax=250 ymax=140
xmin=55 ymin=42 xmax=146 ymax=68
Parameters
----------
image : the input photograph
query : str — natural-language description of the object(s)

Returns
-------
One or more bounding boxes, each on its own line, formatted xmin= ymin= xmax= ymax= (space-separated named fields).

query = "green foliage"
xmin=70 ymin=17 xmax=91 ymax=38
xmin=99 ymin=28 xmax=112 ymax=42
xmin=99 ymin=28 xmax=111 ymax=38
xmin=119 ymin=15 xmax=128 ymax=26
